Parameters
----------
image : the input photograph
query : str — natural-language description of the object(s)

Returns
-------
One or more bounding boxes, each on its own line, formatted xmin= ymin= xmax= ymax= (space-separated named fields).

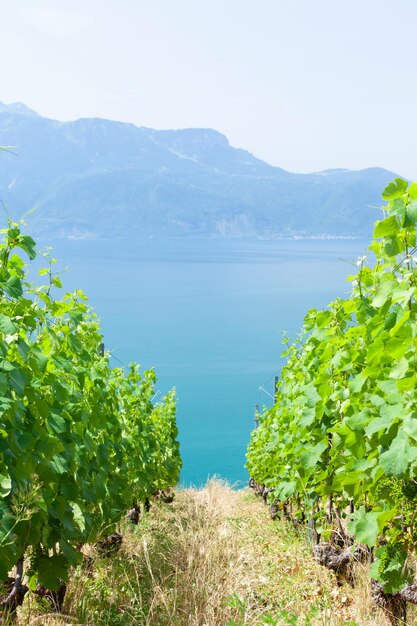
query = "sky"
xmin=1 ymin=0 xmax=416 ymax=178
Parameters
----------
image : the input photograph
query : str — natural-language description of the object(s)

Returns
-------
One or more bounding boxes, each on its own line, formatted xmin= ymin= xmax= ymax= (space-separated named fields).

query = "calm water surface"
xmin=40 ymin=238 xmax=368 ymax=486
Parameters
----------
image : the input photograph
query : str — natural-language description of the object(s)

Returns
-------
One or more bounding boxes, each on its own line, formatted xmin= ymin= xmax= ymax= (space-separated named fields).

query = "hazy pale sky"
xmin=1 ymin=1 xmax=416 ymax=178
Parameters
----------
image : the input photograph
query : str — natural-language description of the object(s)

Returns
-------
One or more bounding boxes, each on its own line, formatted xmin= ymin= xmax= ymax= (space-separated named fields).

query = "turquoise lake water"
xmin=41 ymin=238 xmax=368 ymax=486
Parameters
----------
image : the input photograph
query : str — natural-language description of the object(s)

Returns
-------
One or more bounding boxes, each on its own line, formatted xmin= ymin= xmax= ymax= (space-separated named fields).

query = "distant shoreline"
xmin=36 ymin=233 xmax=364 ymax=242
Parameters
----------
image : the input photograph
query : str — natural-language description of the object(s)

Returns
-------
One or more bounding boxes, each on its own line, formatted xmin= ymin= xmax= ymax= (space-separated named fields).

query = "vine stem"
xmin=1 ymin=557 xmax=27 ymax=610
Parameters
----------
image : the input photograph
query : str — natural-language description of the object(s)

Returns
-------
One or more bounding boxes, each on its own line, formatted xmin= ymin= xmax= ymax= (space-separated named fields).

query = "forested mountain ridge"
xmin=0 ymin=102 xmax=398 ymax=239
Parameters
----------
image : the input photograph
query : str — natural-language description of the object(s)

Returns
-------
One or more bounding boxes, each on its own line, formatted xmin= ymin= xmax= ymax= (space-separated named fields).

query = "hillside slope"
xmin=0 ymin=102 xmax=398 ymax=239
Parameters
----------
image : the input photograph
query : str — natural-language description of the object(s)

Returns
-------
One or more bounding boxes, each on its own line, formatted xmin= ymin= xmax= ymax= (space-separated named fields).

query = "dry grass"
xmin=16 ymin=480 xmax=417 ymax=625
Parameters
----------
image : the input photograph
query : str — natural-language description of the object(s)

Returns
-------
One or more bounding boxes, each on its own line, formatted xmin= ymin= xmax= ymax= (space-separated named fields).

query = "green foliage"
xmin=247 ymin=178 xmax=417 ymax=593
xmin=0 ymin=220 xmax=181 ymax=589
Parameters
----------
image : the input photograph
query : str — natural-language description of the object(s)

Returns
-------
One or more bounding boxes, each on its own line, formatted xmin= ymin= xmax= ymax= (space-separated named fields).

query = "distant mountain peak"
xmin=144 ymin=127 xmax=230 ymax=161
xmin=0 ymin=102 xmax=40 ymax=117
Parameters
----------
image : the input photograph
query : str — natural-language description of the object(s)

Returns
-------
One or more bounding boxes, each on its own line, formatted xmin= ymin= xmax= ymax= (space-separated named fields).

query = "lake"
xmin=39 ymin=238 xmax=368 ymax=486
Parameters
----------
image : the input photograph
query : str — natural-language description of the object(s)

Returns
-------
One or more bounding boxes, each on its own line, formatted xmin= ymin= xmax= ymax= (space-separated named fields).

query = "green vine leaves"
xmin=247 ymin=178 xmax=417 ymax=592
xmin=0 ymin=220 xmax=181 ymax=589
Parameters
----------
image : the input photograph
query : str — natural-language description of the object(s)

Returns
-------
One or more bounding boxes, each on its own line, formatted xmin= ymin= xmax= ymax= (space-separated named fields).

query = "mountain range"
xmin=0 ymin=102 xmax=399 ymax=239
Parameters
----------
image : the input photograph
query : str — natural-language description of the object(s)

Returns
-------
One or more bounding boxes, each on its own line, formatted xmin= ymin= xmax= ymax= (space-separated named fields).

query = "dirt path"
xmin=21 ymin=480 xmax=394 ymax=625
xmin=110 ymin=481 xmax=387 ymax=625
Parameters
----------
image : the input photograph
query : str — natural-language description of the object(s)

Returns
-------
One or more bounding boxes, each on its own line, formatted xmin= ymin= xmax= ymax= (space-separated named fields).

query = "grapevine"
xmin=0 ymin=219 xmax=181 ymax=611
xmin=247 ymin=178 xmax=417 ymax=598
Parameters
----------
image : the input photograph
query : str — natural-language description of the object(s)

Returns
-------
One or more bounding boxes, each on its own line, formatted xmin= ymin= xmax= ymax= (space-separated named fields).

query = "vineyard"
xmin=0 ymin=219 xmax=181 ymax=620
xmin=247 ymin=178 xmax=417 ymax=624
xmin=4 ymin=177 xmax=417 ymax=625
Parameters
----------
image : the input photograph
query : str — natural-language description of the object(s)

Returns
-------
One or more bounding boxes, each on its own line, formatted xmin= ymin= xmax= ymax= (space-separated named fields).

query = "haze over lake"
xmin=40 ymin=237 xmax=368 ymax=486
